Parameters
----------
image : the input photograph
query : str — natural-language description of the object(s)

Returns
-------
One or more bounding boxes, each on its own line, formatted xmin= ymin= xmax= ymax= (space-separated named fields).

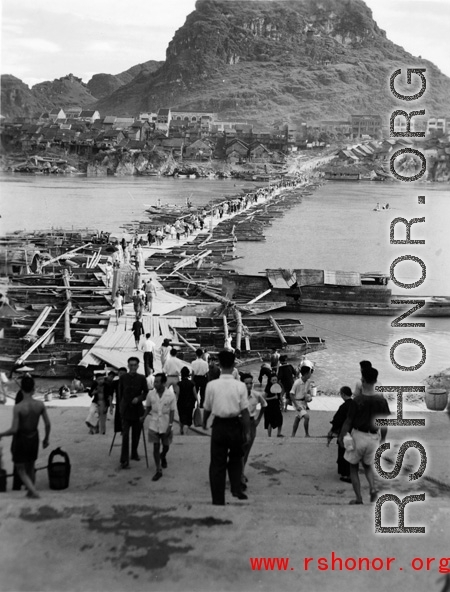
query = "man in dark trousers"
xmin=277 ymin=355 xmax=297 ymax=411
xmin=202 ymin=350 xmax=251 ymax=506
xmin=339 ymin=367 xmax=390 ymax=505
xmin=119 ymin=357 xmax=148 ymax=469
xmin=328 ymin=386 xmax=353 ymax=482
xmin=191 ymin=348 xmax=209 ymax=408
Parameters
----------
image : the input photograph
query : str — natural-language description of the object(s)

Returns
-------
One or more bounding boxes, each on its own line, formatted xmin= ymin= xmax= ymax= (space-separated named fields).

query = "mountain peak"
xmin=96 ymin=0 xmax=450 ymax=121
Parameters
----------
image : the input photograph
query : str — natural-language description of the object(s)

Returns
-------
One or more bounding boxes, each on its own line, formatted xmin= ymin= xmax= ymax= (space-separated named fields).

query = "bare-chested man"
xmin=0 ymin=375 xmax=51 ymax=498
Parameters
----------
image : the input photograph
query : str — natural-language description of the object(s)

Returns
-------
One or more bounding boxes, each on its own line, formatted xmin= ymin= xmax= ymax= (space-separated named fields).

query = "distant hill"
xmin=0 ymin=62 xmax=163 ymax=119
xmin=86 ymin=60 xmax=163 ymax=101
xmin=1 ymin=73 xmax=97 ymax=119
xmin=95 ymin=0 xmax=450 ymax=121
xmin=3 ymin=0 xmax=449 ymax=123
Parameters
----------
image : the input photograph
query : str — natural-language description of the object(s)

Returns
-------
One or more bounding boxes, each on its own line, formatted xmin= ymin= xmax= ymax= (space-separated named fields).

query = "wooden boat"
xmin=324 ymin=172 xmax=360 ymax=181
xmin=222 ymin=270 xmax=450 ymax=318
xmin=174 ymin=316 xmax=326 ymax=357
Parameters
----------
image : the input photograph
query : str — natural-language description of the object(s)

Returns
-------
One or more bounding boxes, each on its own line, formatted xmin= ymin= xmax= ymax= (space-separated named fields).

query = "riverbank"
xmin=0 ymin=403 xmax=449 ymax=592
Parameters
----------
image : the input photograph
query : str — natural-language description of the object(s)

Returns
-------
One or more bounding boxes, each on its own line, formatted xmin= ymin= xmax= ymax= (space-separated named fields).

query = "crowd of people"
xmin=0 ymin=340 xmax=392 ymax=505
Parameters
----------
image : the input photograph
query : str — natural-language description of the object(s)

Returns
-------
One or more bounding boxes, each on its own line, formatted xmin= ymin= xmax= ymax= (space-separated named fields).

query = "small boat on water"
xmin=222 ymin=269 xmax=450 ymax=317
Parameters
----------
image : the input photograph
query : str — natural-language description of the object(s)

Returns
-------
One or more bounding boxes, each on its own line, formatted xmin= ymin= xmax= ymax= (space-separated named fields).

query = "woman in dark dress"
xmin=174 ymin=367 xmax=199 ymax=435
xmin=328 ymin=386 xmax=353 ymax=482
xmin=131 ymin=317 xmax=144 ymax=349
xmin=263 ymin=374 xmax=284 ymax=437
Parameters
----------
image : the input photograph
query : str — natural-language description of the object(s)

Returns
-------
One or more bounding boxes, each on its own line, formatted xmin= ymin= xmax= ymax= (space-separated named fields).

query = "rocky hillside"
xmin=86 ymin=60 xmax=163 ymax=100
xmin=1 ymin=62 xmax=163 ymax=119
xmin=1 ymin=74 xmax=97 ymax=119
xmin=96 ymin=0 xmax=450 ymax=121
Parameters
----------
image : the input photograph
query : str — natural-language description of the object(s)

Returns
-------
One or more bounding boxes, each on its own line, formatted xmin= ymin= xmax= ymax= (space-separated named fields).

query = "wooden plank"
xmin=247 ymin=289 xmax=272 ymax=304
xmin=269 ymin=316 xmax=287 ymax=345
xmin=234 ymin=309 xmax=243 ymax=352
xmin=16 ymin=305 xmax=69 ymax=364
xmin=23 ymin=306 xmax=53 ymax=342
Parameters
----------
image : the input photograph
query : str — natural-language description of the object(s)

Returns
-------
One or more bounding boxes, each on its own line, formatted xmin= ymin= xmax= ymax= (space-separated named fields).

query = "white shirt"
xmin=145 ymin=282 xmax=156 ymax=297
xmin=191 ymin=358 xmax=209 ymax=377
xmin=113 ymin=295 xmax=123 ymax=310
xmin=163 ymin=356 xmax=186 ymax=377
xmin=291 ymin=378 xmax=311 ymax=409
xmin=146 ymin=375 xmax=155 ymax=390
xmin=145 ymin=388 xmax=176 ymax=434
xmin=247 ymin=390 xmax=267 ymax=418
xmin=204 ymin=374 xmax=249 ymax=418
xmin=141 ymin=337 xmax=156 ymax=353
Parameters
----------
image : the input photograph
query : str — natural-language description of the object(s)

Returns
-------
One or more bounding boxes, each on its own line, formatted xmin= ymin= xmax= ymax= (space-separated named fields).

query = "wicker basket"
xmin=425 ymin=389 xmax=448 ymax=411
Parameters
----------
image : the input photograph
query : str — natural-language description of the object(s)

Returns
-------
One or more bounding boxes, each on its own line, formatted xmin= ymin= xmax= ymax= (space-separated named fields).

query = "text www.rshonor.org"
xmin=249 ymin=554 xmax=450 ymax=573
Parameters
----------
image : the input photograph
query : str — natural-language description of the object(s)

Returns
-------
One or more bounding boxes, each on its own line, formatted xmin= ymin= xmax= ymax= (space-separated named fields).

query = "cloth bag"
xmin=193 ymin=406 xmax=203 ymax=427
xmin=85 ymin=402 xmax=98 ymax=428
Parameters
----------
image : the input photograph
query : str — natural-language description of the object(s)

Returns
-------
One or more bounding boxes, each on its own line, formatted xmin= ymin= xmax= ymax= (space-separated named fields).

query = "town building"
xmin=351 ymin=115 xmax=383 ymax=139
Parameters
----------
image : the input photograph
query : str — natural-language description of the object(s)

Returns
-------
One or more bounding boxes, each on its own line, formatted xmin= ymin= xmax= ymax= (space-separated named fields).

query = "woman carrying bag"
xmin=174 ymin=367 xmax=199 ymax=435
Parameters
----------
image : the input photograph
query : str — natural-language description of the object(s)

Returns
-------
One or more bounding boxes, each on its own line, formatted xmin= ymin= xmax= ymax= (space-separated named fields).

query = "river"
xmin=1 ymin=173 xmax=449 ymax=391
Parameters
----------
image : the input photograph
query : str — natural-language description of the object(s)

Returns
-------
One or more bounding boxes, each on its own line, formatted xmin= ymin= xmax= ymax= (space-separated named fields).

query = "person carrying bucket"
xmin=0 ymin=375 xmax=51 ymax=498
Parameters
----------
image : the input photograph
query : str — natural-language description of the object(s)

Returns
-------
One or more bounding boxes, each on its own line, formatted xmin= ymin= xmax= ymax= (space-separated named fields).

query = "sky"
xmin=1 ymin=0 xmax=449 ymax=87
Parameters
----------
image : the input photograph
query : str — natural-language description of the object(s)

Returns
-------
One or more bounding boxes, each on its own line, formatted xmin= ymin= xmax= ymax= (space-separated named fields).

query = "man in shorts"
xmin=290 ymin=366 xmax=312 ymax=437
xmin=339 ymin=366 xmax=389 ymax=504
xmin=0 ymin=375 xmax=51 ymax=498
xmin=141 ymin=373 xmax=175 ymax=482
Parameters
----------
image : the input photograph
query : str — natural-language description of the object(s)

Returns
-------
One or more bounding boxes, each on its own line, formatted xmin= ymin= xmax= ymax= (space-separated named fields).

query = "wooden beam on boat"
xmin=174 ymin=272 xmax=251 ymax=313
xmin=234 ymin=309 xmax=243 ymax=352
xmin=269 ymin=315 xmax=287 ymax=346
xmin=172 ymin=329 xmax=198 ymax=352
xmin=23 ymin=306 xmax=53 ymax=343
xmin=223 ymin=315 xmax=229 ymax=348
xmin=167 ymin=250 xmax=212 ymax=278
xmin=16 ymin=304 xmax=69 ymax=365
xmin=63 ymin=269 xmax=72 ymax=343
xmin=247 ymin=289 xmax=272 ymax=304
xmin=41 ymin=243 xmax=92 ymax=268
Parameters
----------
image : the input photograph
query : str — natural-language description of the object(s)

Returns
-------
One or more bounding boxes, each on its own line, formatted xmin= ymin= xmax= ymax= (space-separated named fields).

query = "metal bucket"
xmin=48 ymin=448 xmax=71 ymax=490
xmin=0 ymin=469 xmax=7 ymax=492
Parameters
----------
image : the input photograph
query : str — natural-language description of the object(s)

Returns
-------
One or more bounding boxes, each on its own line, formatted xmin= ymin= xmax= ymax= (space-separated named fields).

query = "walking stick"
xmin=141 ymin=423 xmax=149 ymax=468
xmin=108 ymin=431 xmax=117 ymax=456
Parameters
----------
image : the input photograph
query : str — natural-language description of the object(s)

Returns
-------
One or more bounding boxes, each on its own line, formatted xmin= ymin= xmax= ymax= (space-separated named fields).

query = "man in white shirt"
xmin=141 ymin=333 xmax=156 ymax=377
xmin=141 ymin=373 xmax=176 ymax=482
xmin=203 ymin=350 xmax=251 ymax=506
xmin=290 ymin=366 xmax=312 ymax=438
xmin=145 ymin=278 xmax=157 ymax=313
xmin=241 ymin=373 xmax=267 ymax=488
xmin=163 ymin=348 xmax=186 ymax=389
xmin=191 ymin=348 xmax=209 ymax=407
